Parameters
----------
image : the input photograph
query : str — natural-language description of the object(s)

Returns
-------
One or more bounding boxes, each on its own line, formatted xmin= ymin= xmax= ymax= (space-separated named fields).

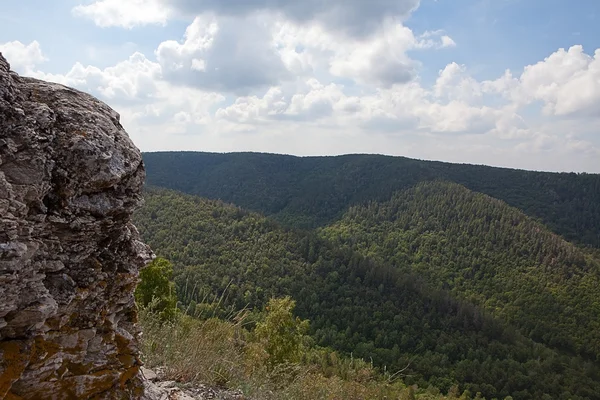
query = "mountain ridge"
xmin=143 ymin=151 xmax=600 ymax=248
xmin=135 ymin=184 xmax=600 ymax=399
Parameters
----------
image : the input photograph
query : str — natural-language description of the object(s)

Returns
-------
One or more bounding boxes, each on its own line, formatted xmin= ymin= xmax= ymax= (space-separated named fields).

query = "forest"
xmin=143 ymin=151 xmax=600 ymax=247
xmin=135 ymin=179 xmax=600 ymax=400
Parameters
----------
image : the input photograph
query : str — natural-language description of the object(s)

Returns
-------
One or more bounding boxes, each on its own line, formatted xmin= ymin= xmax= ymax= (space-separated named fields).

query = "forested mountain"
xmin=135 ymin=186 xmax=600 ymax=400
xmin=321 ymin=182 xmax=600 ymax=360
xmin=143 ymin=151 xmax=600 ymax=247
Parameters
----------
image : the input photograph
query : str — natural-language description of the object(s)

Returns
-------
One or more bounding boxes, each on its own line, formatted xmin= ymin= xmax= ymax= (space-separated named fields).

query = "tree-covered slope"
xmin=143 ymin=151 xmax=600 ymax=247
xmin=134 ymin=187 xmax=600 ymax=400
xmin=321 ymin=181 xmax=600 ymax=361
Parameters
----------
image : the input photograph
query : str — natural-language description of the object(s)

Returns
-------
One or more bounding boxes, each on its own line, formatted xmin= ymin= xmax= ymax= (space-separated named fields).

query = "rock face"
xmin=0 ymin=53 xmax=151 ymax=399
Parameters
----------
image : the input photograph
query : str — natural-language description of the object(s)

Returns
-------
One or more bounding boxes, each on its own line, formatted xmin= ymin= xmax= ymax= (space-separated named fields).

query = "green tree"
xmin=135 ymin=257 xmax=178 ymax=320
xmin=254 ymin=297 xmax=309 ymax=367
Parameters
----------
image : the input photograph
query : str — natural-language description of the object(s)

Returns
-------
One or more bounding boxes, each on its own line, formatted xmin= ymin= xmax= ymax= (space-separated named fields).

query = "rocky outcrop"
xmin=141 ymin=368 xmax=246 ymax=400
xmin=0 ymin=53 xmax=151 ymax=399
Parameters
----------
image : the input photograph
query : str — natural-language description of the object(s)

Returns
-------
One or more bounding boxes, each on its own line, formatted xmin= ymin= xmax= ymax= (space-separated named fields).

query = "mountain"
xmin=135 ymin=186 xmax=600 ymax=400
xmin=143 ymin=151 xmax=600 ymax=248
xmin=321 ymin=181 xmax=600 ymax=360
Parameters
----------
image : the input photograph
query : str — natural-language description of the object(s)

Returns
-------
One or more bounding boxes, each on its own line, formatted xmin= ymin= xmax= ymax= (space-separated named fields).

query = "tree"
xmin=135 ymin=257 xmax=178 ymax=320
xmin=254 ymin=296 xmax=309 ymax=367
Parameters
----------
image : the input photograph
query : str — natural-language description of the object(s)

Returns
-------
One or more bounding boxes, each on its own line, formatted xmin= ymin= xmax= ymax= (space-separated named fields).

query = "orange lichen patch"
xmin=0 ymin=341 xmax=31 ymax=398
xmin=119 ymin=365 xmax=140 ymax=390
xmin=29 ymin=336 xmax=61 ymax=365
xmin=114 ymin=333 xmax=132 ymax=353
xmin=85 ymin=369 xmax=121 ymax=396
xmin=64 ymin=360 xmax=94 ymax=376
xmin=71 ymin=129 xmax=88 ymax=137
xmin=117 ymin=354 xmax=136 ymax=369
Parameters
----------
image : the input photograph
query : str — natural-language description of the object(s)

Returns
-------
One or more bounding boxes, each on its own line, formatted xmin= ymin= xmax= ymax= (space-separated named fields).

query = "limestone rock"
xmin=141 ymin=371 xmax=247 ymax=400
xmin=0 ymin=52 xmax=151 ymax=399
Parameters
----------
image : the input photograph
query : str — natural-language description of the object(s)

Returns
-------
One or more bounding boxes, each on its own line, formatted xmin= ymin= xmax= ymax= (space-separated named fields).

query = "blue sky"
xmin=1 ymin=0 xmax=599 ymax=172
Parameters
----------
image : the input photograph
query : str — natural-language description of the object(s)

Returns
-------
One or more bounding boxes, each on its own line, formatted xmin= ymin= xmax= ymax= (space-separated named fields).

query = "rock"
xmin=141 ymin=366 xmax=158 ymax=381
xmin=141 ymin=373 xmax=247 ymax=400
xmin=0 ymin=52 xmax=152 ymax=399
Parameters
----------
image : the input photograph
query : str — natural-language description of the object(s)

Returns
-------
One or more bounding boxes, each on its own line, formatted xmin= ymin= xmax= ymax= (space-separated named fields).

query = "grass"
xmin=138 ymin=304 xmax=468 ymax=400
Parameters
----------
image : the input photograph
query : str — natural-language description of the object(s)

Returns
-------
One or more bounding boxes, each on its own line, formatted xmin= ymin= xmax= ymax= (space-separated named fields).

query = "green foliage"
xmin=139 ymin=298 xmax=427 ymax=400
xmin=134 ymin=187 xmax=600 ymax=400
xmin=135 ymin=257 xmax=178 ymax=320
xmin=254 ymin=297 xmax=309 ymax=367
xmin=143 ymin=151 xmax=600 ymax=248
xmin=322 ymin=181 xmax=600 ymax=359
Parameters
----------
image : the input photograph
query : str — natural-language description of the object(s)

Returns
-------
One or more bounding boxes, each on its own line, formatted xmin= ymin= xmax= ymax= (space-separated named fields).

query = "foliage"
xmin=321 ymin=181 xmax=600 ymax=359
xmin=139 ymin=299 xmax=432 ymax=399
xmin=135 ymin=257 xmax=178 ymax=320
xmin=143 ymin=151 xmax=600 ymax=248
xmin=134 ymin=187 xmax=600 ymax=399
xmin=254 ymin=297 xmax=309 ymax=367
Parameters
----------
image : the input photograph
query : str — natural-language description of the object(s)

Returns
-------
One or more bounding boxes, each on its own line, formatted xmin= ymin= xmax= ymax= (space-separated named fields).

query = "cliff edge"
xmin=0 ymin=53 xmax=151 ymax=399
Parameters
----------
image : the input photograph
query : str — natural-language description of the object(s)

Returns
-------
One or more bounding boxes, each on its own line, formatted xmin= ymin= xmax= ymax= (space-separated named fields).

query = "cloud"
xmin=32 ymin=52 xmax=161 ymax=103
xmin=434 ymin=62 xmax=482 ymax=102
xmin=73 ymin=1 xmax=452 ymax=91
xmin=156 ymin=14 xmax=290 ymax=93
xmin=73 ymin=0 xmax=421 ymax=38
xmin=329 ymin=22 xmax=418 ymax=86
xmin=215 ymin=78 xmax=345 ymax=122
xmin=273 ymin=20 xmax=455 ymax=88
xmin=440 ymin=35 xmax=456 ymax=48
xmin=72 ymin=0 xmax=169 ymax=29
xmin=166 ymin=0 xmax=421 ymax=37
xmin=516 ymin=46 xmax=600 ymax=117
xmin=0 ymin=40 xmax=47 ymax=73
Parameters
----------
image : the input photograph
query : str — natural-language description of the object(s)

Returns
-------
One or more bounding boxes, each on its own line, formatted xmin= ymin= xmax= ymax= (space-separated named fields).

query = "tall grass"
xmin=138 ymin=304 xmax=459 ymax=400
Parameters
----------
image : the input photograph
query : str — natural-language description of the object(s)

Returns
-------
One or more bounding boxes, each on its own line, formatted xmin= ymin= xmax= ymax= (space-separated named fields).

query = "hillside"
xmin=143 ymin=151 xmax=600 ymax=248
xmin=321 ymin=181 xmax=600 ymax=360
xmin=135 ymin=187 xmax=600 ymax=400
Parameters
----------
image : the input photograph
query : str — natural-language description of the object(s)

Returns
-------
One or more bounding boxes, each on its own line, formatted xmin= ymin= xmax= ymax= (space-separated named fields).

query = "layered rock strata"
xmin=0 ymin=53 xmax=150 ymax=399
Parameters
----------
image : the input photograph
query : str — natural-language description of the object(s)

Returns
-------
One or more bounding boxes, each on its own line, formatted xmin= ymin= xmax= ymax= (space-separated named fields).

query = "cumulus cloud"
xmin=0 ymin=40 xmax=47 ymax=73
xmin=72 ymin=0 xmax=169 ymax=29
xmin=215 ymin=78 xmax=345 ymax=122
xmin=165 ymin=0 xmax=420 ymax=37
xmin=329 ymin=23 xmax=419 ymax=86
xmin=516 ymin=46 xmax=600 ymax=117
xmin=32 ymin=52 xmax=161 ymax=102
xmin=156 ymin=14 xmax=289 ymax=93
xmin=434 ymin=63 xmax=483 ymax=102
xmin=73 ymin=1 xmax=452 ymax=90
xmin=73 ymin=0 xmax=421 ymax=37
xmin=273 ymin=20 xmax=455 ymax=88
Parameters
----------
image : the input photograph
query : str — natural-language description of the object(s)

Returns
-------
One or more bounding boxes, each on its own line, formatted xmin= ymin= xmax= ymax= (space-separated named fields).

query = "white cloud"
xmin=516 ymin=46 xmax=600 ymax=117
xmin=73 ymin=0 xmax=421 ymax=38
xmin=152 ymin=0 xmax=420 ymax=37
xmin=0 ymin=40 xmax=47 ymax=73
xmin=273 ymin=20 xmax=456 ymax=88
xmin=434 ymin=62 xmax=482 ymax=102
xmin=215 ymin=79 xmax=346 ymax=123
xmin=32 ymin=52 xmax=161 ymax=102
xmin=440 ymin=35 xmax=456 ymax=48
xmin=72 ymin=0 xmax=170 ymax=29
xmin=329 ymin=22 xmax=418 ymax=86
xmin=156 ymin=14 xmax=289 ymax=93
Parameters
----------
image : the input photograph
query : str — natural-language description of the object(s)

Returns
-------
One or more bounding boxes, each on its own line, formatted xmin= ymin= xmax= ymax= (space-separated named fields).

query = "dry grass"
xmin=138 ymin=307 xmax=455 ymax=400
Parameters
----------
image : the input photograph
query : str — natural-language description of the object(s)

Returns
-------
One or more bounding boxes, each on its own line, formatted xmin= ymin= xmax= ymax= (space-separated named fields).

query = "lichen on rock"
xmin=0 ymin=52 xmax=151 ymax=399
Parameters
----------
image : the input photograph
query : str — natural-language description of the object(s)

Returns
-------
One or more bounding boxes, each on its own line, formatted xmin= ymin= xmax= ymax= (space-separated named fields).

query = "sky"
xmin=1 ymin=0 xmax=599 ymax=173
